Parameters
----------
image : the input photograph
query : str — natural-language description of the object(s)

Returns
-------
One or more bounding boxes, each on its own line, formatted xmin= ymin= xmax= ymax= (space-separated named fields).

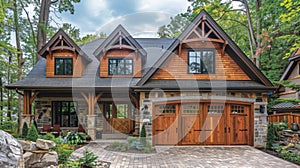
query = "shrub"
xmin=78 ymin=150 xmax=98 ymax=167
xmin=22 ymin=122 xmax=28 ymax=138
xmin=56 ymin=144 xmax=74 ymax=164
xmin=266 ymin=123 xmax=279 ymax=149
xmin=64 ymin=131 xmax=85 ymax=145
xmin=140 ymin=124 xmax=146 ymax=146
xmin=26 ymin=124 xmax=39 ymax=142
xmin=39 ymin=133 xmax=55 ymax=141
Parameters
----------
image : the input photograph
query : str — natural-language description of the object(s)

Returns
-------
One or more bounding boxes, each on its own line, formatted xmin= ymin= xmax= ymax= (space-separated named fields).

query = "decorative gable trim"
xmin=38 ymin=29 xmax=92 ymax=63
xmin=137 ymin=9 xmax=273 ymax=87
xmin=93 ymin=24 xmax=147 ymax=61
xmin=280 ymin=49 xmax=300 ymax=81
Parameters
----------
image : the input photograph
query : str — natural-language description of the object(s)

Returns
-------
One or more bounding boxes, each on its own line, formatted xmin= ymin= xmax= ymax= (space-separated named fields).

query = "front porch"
xmin=21 ymin=90 xmax=140 ymax=140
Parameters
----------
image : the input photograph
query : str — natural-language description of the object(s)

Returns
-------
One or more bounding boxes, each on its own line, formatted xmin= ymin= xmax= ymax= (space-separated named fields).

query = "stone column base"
xmin=21 ymin=114 xmax=33 ymax=135
xmin=86 ymin=115 xmax=97 ymax=140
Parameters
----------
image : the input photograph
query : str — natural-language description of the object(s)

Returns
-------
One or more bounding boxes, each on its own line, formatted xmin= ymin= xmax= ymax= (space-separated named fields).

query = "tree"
xmin=36 ymin=0 xmax=81 ymax=63
xmin=26 ymin=123 xmax=39 ymax=142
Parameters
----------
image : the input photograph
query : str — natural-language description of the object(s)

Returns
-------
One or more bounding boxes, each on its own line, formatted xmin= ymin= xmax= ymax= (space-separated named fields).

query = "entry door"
xmin=229 ymin=105 xmax=250 ymax=145
xmin=153 ymin=104 xmax=178 ymax=145
xmin=202 ymin=104 xmax=226 ymax=145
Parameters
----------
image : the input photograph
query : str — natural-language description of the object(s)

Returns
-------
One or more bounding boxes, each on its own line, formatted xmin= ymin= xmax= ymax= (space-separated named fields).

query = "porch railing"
xmin=267 ymin=113 xmax=300 ymax=127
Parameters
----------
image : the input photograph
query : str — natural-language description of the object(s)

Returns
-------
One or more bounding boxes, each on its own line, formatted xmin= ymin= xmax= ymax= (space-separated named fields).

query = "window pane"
xmin=188 ymin=50 xmax=214 ymax=74
xmin=52 ymin=101 xmax=78 ymax=127
xmin=109 ymin=58 xmax=133 ymax=75
xmin=202 ymin=51 xmax=214 ymax=73
xmin=55 ymin=58 xmax=73 ymax=75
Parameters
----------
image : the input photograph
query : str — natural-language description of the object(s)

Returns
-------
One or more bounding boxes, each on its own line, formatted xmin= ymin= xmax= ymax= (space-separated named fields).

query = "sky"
xmin=55 ymin=0 xmax=191 ymax=38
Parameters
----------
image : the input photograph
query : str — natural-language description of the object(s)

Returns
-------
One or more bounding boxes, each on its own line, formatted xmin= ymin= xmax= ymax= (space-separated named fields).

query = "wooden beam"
xmin=221 ymin=41 xmax=228 ymax=57
xmin=205 ymin=29 xmax=213 ymax=38
xmin=178 ymin=42 xmax=182 ymax=56
xmin=81 ymin=92 xmax=89 ymax=104
xmin=182 ymin=38 xmax=225 ymax=44
xmin=29 ymin=92 xmax=39 ymax=104
xmin=94 ymin=93 xmax=103 ymax=105
xmin=193 ymin=30 xmax=202 ymax=38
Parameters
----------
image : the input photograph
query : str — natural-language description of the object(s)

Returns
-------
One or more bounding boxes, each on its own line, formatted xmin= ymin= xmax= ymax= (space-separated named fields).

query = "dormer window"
xmin=188 ymin=49 xmax=215 ymax=74
xmin=55 ymin=58 xmax=73 ymax=75
xmin=109 ymin=58 xmax=133 ymax=75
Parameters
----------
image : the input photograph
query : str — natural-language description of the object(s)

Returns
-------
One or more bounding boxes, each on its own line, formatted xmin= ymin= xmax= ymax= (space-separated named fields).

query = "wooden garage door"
xmin=153 ymin=102 xmax=251 ymax=145
xmin=153 ymin=104 xmax=178 ymax=145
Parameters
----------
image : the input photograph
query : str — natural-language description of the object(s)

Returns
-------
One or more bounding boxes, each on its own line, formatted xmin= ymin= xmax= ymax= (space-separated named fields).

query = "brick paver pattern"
xmin=72 ymin=142 xmax=299 ymax=168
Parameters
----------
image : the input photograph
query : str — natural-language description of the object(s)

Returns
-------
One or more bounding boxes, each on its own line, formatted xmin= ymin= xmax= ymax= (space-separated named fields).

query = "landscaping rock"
xmin=36 ymin=138 xmax=55 ymax=150
xmin=0 ymin=130 xmax=24 ymax=168
xmin=19 ymin=140 xmax=37 ymax=151
xmin=23 ymin=151 xmax=58 ymax=168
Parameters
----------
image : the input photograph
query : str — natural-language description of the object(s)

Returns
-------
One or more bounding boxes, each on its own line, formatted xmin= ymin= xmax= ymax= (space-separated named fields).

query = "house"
xmin=6 ymin=10 xmax=274 ymax=146
xmin=272 ymin=49 xmax=300 ymax=113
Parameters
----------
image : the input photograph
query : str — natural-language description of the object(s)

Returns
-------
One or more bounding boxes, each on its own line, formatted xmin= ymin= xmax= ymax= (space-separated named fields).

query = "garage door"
xmin=152 ymin=102 xmax=251 ymax=145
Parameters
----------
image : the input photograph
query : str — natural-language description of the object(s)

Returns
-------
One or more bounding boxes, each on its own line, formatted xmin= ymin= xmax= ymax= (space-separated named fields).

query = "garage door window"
xmin=208 ymin=105 xmax=224 ymax=113
xmin=183 ymin=104 xmax=199 ymax=114
xmin=158 ymin=105 xmax=176 ymax=113
xmin=231 ymin=105 xmax=244 ymax=114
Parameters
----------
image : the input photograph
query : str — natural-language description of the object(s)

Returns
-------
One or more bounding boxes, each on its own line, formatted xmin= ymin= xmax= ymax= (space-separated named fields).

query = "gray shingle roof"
xmin=6 ymin=38 xmax=175 ymax=89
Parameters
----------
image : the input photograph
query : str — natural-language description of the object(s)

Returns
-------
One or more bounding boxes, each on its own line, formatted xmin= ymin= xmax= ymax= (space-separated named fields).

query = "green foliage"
xmin=63 ymin=131 xmax=85 ymax=145
xmin=0 ymin=121 xmax=18 ymax=134
xmin=266 ymin=123 xmax=280 ymax=149
xmin=22 ymin=122 xmax=28 ymax=138
xmin=78 ymin=150 xmax=98 ymax=168
xmin=26 ymin=124 xmax=39 ymax=142
xmin=39 ymin=133 xmax=55 ymax=141
xmin=274 ymin=144 xmax=300 ymax=164
xmin=140 ymin=124 xmax=147 ymax=146
xmin=107 ymin=136 xmax=154 ymax=153
xmin=273 ymin=122 xmax=288 ymax=131
xmin=56 ymin=144 xmax=75 ymax=164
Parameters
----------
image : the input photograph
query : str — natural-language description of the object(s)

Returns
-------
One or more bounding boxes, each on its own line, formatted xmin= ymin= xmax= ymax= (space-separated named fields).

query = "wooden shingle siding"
xmin=152 ymin=42 xmax=250 ymax=80
xmin=100 ymin=49 xmax=142 ymax=78
xmin=46 ymin=50 xmax=84 ymax=78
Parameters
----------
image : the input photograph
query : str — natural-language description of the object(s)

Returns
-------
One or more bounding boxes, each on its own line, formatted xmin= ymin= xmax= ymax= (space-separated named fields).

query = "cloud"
xmin=56 ymin=0 xmax=190 ymax=37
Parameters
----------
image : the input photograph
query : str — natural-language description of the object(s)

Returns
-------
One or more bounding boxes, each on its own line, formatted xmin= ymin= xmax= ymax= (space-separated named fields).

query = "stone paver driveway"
xmin=72 ymin=142 xmax=299 ymax=168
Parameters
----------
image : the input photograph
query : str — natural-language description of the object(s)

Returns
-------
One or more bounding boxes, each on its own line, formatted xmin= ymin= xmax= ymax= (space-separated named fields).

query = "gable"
xmin=38 ymin=29 xmax=91 ymax=63
xmin=138 ymin=10 xmax=273 ymax=87
xmin=93 ymin=24 xmax=147 ymax=62
xmin=152 ymin=43 xmax=250 ymax=80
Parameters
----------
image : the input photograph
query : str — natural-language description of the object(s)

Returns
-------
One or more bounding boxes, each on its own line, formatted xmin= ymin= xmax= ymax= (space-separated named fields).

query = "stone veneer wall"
xmin=139 ymin=91 xmax=268 ymax=146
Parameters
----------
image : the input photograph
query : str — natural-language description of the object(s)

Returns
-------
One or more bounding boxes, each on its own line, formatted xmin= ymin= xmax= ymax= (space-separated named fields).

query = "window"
xmin=52 ymin=101 xmax=78 ymax=127
xmin=55 ymin=58 xmax=73 ymax=75
xmin=109 ymin=58 xmax=133 ymax=75
xmin=188 ymin=49 xmax=215 ymax=74
xmin=182 ymin=103 xmax=199 ymax=114
xmin=158 ymin=104 xmax=176 ymax=113
xmin=231 ymin=105 xmax=244 ymax=114
xmin=208 ymin=105 xmax=224 ymax=113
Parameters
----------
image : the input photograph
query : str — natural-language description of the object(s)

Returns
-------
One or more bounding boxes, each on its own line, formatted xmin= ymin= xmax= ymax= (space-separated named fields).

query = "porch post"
xmin=82 ymin=91 xmax=102 ymax=140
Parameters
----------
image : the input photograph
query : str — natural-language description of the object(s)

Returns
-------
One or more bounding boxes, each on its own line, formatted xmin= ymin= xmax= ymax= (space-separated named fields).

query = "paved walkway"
xmin=72 ymin=142 xmax=299 ymax=168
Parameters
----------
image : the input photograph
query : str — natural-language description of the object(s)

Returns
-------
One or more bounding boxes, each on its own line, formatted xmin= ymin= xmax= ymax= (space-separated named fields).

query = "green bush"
xmin=273 ymin=122 xmax=288 ymax=131
xmin=140 ymin=124 xmax=146 ymax=146
xmin=26 ymin=124 xmax=39 ymax=142
xmin=56 ymin=144 xmax=75 ymax=164
xmin=266 ymin=123 xmax=279 ymax=149
xmin=0 ymin=121 xmax=18 ymax=135
xmin=39 ymin=133 xmax=55 ymax=141
xmin=78 ymin=150 xmax=98 ymax=167
xmin=63 ymin=131 xmax=85 ymax=145
xmin=22 ymin=122 xmax=28 ymax=138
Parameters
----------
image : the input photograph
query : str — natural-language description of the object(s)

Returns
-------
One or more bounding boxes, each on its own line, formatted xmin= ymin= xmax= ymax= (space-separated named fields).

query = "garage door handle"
xmin=194 ymin=130 xmax=202 ymax=132
xmin=155 ymin=129 xmax=164 ymax=131
xmin=203 ymin=129 xmax=212 ymax=131
xmin=239 ymin=129 xmax=248 ymax=131
xmin=224 ymin=127 xmax=226 ymax=133
xmin=228 ymin=127 xmax=230 ymax=133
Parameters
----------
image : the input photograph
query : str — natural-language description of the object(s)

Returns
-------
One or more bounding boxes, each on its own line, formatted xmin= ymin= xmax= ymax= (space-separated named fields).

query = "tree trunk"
xmin=36 ymin=0 xmax=51 ymax=63
xmin=255 ymin=0 xmax=261 ymax=68
xmin=14 ymin=0 xmax=24 ymax=133
xmin=7 ymin=53 xmax=12 ymax=121
xmin=0 ymin=77 xmax=3 ymax=125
